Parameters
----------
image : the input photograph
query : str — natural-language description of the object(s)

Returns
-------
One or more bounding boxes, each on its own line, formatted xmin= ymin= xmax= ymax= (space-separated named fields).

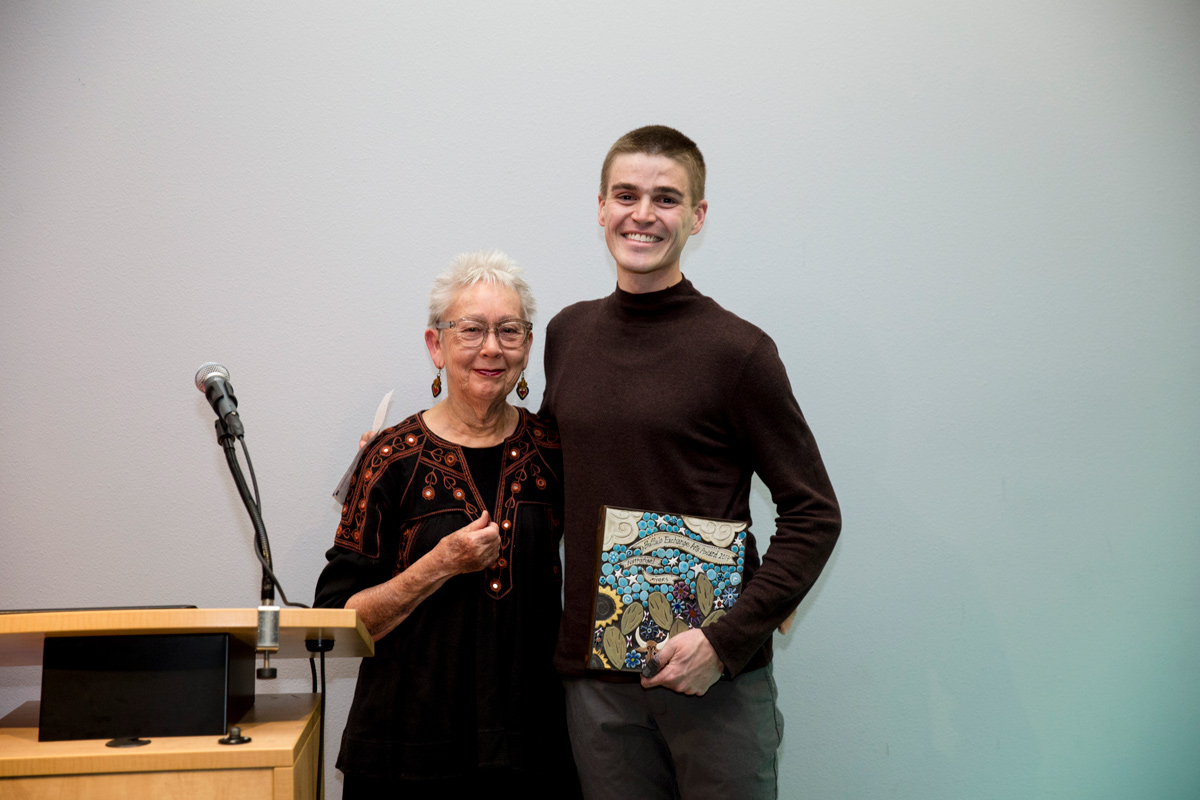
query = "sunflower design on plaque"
xmin=588 ymin=506 xmax=748 ymax=672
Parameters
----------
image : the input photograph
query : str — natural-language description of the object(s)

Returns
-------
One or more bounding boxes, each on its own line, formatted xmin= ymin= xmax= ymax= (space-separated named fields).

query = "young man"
xmin=539 ymin=126 xmax=841 ymax=799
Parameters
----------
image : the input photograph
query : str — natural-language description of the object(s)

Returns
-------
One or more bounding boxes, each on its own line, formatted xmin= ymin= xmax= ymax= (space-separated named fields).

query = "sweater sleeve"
xmin=700 ymin=334 xmax=841 ymax=676
xmin=538 ymin=308 xmax=567 ymax=426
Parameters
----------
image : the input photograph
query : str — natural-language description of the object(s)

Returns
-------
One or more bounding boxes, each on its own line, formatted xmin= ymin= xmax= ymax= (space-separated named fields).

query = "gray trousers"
xmin=563 ymin=665 xmax=784 ymax=800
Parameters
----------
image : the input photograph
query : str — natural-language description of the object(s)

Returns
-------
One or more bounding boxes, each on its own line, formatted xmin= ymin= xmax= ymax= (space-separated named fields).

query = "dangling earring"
xmin=431 ymin=368 xmax=442 ymax=398
xmin=516 ymin=371 xmax=529 ymax=400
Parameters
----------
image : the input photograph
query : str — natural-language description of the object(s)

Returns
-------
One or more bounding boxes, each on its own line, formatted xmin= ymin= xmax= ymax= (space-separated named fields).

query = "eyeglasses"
xmin=434 ymin=318 xmax=533 ymax=349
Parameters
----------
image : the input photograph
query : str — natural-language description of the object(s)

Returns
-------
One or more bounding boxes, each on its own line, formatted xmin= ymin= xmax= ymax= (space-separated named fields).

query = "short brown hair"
xmin=600 ymin=125 xmax=706 ymax=206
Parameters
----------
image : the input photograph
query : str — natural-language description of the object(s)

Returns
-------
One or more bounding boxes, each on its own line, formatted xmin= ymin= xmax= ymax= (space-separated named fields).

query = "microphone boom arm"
xmin=215 ymin=418 xmax=275 ymax=606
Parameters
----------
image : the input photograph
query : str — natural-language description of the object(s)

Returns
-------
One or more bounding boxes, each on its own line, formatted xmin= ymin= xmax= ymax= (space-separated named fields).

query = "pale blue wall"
xmin=2 ymin=2 xmax=1197 ymax=798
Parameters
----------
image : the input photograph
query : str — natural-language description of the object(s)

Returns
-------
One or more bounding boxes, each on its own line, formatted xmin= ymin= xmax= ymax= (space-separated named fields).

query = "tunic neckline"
xmin=415 ymin=406 xmax=529 ymax=449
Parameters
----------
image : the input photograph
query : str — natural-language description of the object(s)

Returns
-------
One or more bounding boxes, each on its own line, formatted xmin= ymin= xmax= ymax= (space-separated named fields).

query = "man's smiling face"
xmin=598 ymin=152 xmax=707 ymax=294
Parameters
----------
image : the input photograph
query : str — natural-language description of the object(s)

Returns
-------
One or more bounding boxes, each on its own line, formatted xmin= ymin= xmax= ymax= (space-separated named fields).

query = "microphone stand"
xmin=210 ymin=401 xmax=331 ymax=795
xmin=214 ymin=417 xmax=279 ymax=678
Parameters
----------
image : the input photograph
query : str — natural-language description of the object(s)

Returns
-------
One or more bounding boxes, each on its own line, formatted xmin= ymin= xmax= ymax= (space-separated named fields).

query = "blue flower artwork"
xmin=589 ymin=507 xmax=748 ymax=672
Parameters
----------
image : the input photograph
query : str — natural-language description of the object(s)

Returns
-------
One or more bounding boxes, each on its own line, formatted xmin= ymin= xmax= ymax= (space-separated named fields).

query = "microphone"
xmin=194 ymin=362 xmax=244 ymax=437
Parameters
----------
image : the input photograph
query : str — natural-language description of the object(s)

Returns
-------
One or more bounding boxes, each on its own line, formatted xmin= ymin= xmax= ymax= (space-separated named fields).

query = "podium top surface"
xmin=0 ymin=607 xmax=373 ymax=666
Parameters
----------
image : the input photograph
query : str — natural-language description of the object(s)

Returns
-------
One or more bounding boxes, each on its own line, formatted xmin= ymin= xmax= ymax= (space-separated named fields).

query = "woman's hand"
xmin=347 ymin=511 xmax=501 ymax=641
xmin=436 ymin=511 xmax=501 ymax=574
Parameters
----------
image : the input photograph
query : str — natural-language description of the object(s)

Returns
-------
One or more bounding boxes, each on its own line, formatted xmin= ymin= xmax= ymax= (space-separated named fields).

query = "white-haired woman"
xmin=315 ymin=251 xmax=577 ymax=797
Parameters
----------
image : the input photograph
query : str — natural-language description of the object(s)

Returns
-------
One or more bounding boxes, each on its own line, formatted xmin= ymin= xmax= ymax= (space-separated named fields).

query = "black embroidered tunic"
xmin=314 ymin=409 xmax=566 ymax=780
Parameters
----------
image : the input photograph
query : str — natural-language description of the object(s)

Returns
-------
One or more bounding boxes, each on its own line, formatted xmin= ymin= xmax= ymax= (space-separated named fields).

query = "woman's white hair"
xmin=427 ymin=249 xmax=537 ymax=328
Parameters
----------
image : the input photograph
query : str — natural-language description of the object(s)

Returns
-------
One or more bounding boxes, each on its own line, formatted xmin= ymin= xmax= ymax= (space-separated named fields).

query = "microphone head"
xmin=195 ymin=362 xmax=231 ymax=392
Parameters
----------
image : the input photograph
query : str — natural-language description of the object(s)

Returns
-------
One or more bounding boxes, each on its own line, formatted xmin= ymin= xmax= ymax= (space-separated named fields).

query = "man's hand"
xmin=640 ymin=628 xmax=724 ymax=696
xmin=778 ymin=609 xmax=798 ymax=635
xmin=358 ymin=430 xmax=374 ymax=450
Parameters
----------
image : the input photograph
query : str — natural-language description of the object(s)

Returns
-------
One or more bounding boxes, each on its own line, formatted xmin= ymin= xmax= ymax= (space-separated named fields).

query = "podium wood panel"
xmin=2 ymin=768 xmax=274 ymax=800
xmin=0 ymin=693 xmax=320 ymax=799
xmin=0 ymin=607 xmax=373 ymax=666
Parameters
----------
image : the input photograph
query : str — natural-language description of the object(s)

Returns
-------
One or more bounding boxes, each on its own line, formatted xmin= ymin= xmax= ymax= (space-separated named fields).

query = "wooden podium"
xmin=0 ymin=608 xmax=373 ymax=800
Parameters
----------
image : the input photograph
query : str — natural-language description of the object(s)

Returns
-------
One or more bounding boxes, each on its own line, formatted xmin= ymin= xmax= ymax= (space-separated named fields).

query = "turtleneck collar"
xmin=608 ymin=275 xmax=704 ymax=323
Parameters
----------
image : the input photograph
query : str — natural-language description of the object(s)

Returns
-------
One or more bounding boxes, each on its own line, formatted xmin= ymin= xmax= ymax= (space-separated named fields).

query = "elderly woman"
xmin=314 ymin=250 xmax=574 ymax=797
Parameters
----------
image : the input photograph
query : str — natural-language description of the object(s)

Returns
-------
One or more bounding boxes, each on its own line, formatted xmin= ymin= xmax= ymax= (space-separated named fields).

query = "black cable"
xmin=239 ymin=436 xmax=262 ymax=511
xmin=220 ymin=428 xmax=274 ymax=601
xmin=319 ymin=649 xmax=326 ymax=798
xmin=306 ymin=640 xmax=333 ymax=798
xmin=309 ymin=654 xmax=317 ymax=694
xmin=217 ymin=423 xmax=309 ymax=608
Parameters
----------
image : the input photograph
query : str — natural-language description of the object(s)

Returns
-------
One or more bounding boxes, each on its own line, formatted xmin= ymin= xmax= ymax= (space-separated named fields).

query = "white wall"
xmin=2 ymin=2 xmax=1197 ymax=797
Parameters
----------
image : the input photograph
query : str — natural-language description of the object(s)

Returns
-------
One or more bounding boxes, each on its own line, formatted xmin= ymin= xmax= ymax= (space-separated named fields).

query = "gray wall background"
xmin=2 ymin=2 xmax=1197 ymax=798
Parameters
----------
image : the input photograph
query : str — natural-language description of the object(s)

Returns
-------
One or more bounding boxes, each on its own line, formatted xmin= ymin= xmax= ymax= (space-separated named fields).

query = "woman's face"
xmin=425 ymin=283 xmax=531 ymax=407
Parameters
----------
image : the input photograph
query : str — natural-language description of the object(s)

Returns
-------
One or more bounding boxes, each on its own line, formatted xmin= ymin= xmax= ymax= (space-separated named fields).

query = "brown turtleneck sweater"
xmin=540 ymin=277 xmax=841 ymax=679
